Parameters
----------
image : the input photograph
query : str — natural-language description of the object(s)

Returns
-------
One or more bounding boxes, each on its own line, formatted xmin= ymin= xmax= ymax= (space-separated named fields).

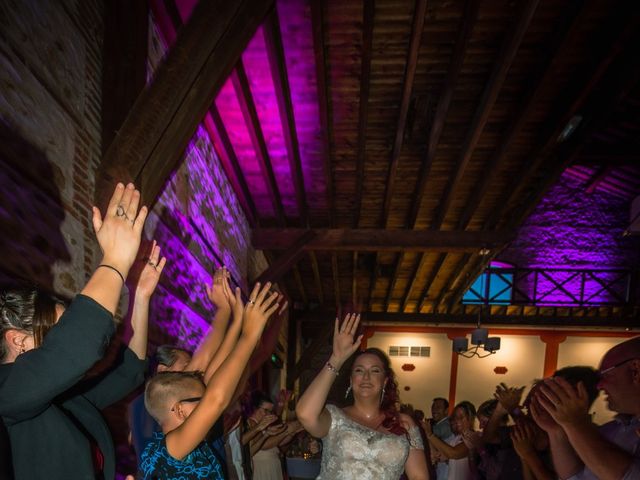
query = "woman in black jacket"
xmin=0 ymin=182 xmax=164 ymax=479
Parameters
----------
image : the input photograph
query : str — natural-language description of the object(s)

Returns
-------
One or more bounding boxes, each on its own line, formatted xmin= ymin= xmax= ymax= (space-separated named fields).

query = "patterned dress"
xmin=317 ymin=404 xmax=424 ymax=479
xmin=139 ymin=431 xmax=225 ymax=479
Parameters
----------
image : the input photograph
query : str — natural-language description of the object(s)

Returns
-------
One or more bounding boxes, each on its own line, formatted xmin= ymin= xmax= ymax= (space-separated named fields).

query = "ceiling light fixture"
xmin=452 ymin=315 xmax=501 ymax=358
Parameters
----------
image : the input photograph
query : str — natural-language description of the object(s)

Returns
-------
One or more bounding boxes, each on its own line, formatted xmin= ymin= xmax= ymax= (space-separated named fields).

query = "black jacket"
xmin=0 ymin=294 xmax=146 ymax=479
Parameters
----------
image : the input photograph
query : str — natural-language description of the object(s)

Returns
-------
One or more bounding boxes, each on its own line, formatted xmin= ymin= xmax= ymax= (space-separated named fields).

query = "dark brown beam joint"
xmin=252 ymin=229 xmax=513 ymax=253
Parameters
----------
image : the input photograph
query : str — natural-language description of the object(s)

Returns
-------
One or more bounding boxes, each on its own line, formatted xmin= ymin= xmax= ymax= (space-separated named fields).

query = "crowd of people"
xmin=0 ymin=182 xmax=638 ymax=479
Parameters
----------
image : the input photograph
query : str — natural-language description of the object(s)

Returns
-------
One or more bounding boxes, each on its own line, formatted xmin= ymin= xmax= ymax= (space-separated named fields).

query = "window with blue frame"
xmin=462 ymin=261 xmax=514 ymax=305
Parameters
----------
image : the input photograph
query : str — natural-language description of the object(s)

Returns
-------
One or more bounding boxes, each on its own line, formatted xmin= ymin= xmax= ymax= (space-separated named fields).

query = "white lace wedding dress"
xmin=316 ymin=404 xmax=424 ymax=479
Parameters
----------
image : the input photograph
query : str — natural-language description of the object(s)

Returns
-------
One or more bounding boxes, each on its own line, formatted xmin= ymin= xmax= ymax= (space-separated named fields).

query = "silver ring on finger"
xmin=116 ymin=205 xmax=126 ymax=217
xmin=148 ymin=260 xmax=157 ymax=268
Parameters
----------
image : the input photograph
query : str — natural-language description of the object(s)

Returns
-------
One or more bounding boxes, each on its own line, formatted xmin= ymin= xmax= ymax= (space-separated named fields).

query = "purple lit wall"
xmin=498 ymin=170 xmax=640 ymax=306
xmin=143 ymin=7 xmax=269 ymax=350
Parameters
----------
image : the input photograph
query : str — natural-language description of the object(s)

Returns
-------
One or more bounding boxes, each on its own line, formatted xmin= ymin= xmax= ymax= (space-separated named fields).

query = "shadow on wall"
xmin=0 ymin=119 xmax=70 ymax=292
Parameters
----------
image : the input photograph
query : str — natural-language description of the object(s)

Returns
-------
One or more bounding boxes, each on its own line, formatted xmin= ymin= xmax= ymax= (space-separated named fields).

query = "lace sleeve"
xmin=408 ymin=425 xmax=424 ymax=450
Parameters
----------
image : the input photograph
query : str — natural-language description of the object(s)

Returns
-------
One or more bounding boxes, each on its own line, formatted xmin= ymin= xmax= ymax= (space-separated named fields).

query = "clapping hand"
xmin=330 ymin=313 xmax=363 ymax=368
xmin=494 ymin=382 xmax=525 ymax=415
xmin=510 ymin=419 xmax=537 ymax=460
xmin=536 ymin=377 xmax=590 ymax=427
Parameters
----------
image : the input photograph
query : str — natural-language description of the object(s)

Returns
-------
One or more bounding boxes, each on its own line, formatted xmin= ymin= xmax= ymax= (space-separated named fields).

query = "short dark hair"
xmin=432 ymin=397 xmax=449 ymax=410
xmin=553 ymin=366 xmax=600 ymax=406
xmin=155 ymin=345 xmax=192 ymax=368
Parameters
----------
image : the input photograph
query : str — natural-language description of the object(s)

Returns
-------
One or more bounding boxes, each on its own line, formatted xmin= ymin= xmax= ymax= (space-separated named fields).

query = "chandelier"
xmin=452 ymin=321 xmax=501 ymax=358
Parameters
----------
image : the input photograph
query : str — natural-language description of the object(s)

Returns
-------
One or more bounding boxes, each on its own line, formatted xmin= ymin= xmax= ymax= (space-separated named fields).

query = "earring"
xmin=19 ymin=346 xmax=25 ymax=354
xmin=345 ymin=384 xmax=352 ymax=399
xmin=380 ymin=384 xmax=386 ymax=406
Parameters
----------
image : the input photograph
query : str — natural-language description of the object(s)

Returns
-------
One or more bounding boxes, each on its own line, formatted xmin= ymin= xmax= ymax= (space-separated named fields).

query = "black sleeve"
xmin=81 ymin=347 xmax=147 ymax=410
xmin=0 ymin=295 xmax=115 ymax=424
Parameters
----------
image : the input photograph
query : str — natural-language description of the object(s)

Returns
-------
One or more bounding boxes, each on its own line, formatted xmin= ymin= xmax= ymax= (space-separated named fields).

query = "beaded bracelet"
xmin=325 ymin=361 xmax=339 ymax=376
xmin=97 ymin=264 xmax=125 ymax=284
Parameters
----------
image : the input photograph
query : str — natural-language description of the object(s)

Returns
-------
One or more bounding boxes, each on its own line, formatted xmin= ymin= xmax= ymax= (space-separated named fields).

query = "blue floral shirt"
xmin=139 ymin=431 xmax=225 ymax=479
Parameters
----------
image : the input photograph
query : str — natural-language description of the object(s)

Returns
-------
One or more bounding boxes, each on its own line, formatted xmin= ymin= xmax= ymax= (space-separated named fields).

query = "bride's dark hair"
xmin=352 ymin=347 xmax=407 ymax=436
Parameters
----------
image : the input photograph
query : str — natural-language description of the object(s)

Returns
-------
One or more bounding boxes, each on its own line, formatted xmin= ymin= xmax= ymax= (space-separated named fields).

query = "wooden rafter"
xmin=309 ymin=251 xmax=324 ymax=305
xmin=455 ymin=0 xmax=586 ymax=231
xmin=96 ymin=0 xmax=275 ymax=208
xmin=396 ymin=0 xmax=480 ymax=312
xmin=208 ymin=106 xmax=258 ymax=226
xmin=332 ymin=253 xmax=341 ymax=310
xmin=447 ymin=12 xmax=640 ymax=310
xmin=252 ymin=228 xmax=512 ymax=252
xmin=430 ymin=0 xmax=539 ymax=231
xmin=232 ymin=60 xmax=286 ymax=225
xmin=414 ymin=0 xmax=539 ymax=314
xmin=264 ymin=7 xmax=309 ymax=226
xmin=255 ymin=230 xmax=316 ymax=284
xmin=371 ymin=0 xmax=427 ymax=310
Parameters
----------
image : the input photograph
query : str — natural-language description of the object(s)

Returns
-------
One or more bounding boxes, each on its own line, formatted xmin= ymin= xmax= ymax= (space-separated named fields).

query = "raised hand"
xmin=510 ymin=420 xmax=537 ymax=460
xmin=257 ymin=413 xmax=278 ymax=431
xmin=242 ymin=282 xmax=280 ymax=340
xmin=536 ymin=377 xmax=590 ymax=427
xmin=92 ymin=182 xmax=148 ymax=275
xmin=206 ymin=266 xmax=231 ymax=310
xmin=462 ymin=429 xmax=484 ymax=451
xmin=130 ymin=240 xmax=166 ymax=299
xmin=529 ymin=395 xmax=561 ymax=435
xmin=494 ymin=382 xmax=525 ymax=414
xmin=331 ymin=313 xmax=363 ymax=367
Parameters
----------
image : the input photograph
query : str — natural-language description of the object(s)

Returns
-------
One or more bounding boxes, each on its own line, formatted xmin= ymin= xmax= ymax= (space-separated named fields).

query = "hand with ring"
xmin=126 ymin=240 xmax=166 ymax=300
xmin=241 ymin=282 xmax=280 ymax=341
xmin=92 ymin=182 xmax=148 ymax=278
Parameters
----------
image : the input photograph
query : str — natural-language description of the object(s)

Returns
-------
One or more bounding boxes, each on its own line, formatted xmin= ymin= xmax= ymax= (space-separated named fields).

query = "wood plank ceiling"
xmin=136 ymin=0 xmax=640 ymax=328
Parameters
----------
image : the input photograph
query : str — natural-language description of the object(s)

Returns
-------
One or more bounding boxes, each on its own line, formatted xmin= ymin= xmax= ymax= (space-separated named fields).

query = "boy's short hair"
xmin=144 ymin=371 xmax=204 ymax=424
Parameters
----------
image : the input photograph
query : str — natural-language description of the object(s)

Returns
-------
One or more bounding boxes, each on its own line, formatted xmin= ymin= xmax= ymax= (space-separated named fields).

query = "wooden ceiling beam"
xmin=354 ymin=0 xmax=375 ymax=229
xmin=232 ymin=61 xmax=286 ymax=225
xmin=417 ymin=254 xmax=447 ymax=312
xmin=374 ymin=0 xmax=426 ymax=312
xmin=381 ymin=0 xmax=427 ymax=227
xmin=96 ymin=0 xmax=274 ymax=208
xmin=264 ymin=7 xmax=309 ymax=226
xmin=332 ymin=253 xmax=341 ymax=311
xmin=431 ymin=0 xmax=539 ymax=231
xmin=456 ymin=0 xmax=586 ymax=231
xmin=252 ymin=228 xmax=512 ymax=252
xmin=311 ymin=0 xmax=334 ymax=228
xmin=397 ymin=0 xmax=480 ymax=312
xmin=301 ymin=311 xmax=639 ymax=329
xmin=309 ymin=251 xmax=324 ymax=305
xmin=447 ymin=11 xmax=640 ymax=309
xmin=208 ymin=106 xmax=258 ymax=227
xmin=254 ymin=230 xmax=316 ymax=284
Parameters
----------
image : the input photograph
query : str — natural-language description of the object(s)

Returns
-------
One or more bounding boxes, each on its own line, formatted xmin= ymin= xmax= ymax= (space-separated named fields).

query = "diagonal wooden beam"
xmin=332 ymin=253 xmax=341 ymax=310
xmin=354 ymin=0 xmax=375 ymax=229
xmin=255 ymin=230 xmax=316 ymax=284
xmin=264 ymin=7 xmax=309 ymax=226
xmin=232 ymin=60 xmax=286 ymax=225
xmin=371 ymin=0 xmax=427 ymax=311
xmin=397 ymin=0 xmax=480 ymax=312
xmin=290 ymin=319 xmax=333 ymax=383
xmin=311 ymin=0 xmax=334 ymax=228
xmin=434 ymin=253 xmax=472 ymax=311
xmin=455 ymin=0 xmax=586 ymax=231
xmin=207 ymin=106 xmax=259 ymax=227
xmin=447 ymin=12 xmax=640 ymax=309
xmin=309 ymin=251 xmax=324 ymax=305
xmin=97 ymin=0 xmax=275 ymax=208
xmin=252 ymin=228 xmax=513 ymax=252
xmin=417 ymin=254 xmax=447 ymax=312
xmin=431 ymin=0 xmax=539 ymax=231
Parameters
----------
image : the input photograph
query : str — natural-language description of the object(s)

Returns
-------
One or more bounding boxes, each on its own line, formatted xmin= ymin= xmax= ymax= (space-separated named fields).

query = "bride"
xmin=296 ymin=313 xmax=429 ymax=479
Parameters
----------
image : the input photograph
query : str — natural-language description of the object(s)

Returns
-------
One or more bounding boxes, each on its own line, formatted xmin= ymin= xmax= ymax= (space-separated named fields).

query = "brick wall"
xmin=0 ymin=0 xmax=105 ymax=294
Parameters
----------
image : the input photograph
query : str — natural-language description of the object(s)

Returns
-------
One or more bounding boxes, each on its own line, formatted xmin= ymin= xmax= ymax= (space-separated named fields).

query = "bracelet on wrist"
xmin=325 ymin=361 xmax=339 ymax=376
xmin=97 ymin=264 xmax=125 ymax=284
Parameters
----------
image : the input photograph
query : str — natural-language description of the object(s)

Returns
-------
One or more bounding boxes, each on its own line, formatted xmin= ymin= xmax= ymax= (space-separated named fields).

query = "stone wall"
xmin=0 ymin=0 xmax=105 ymax=294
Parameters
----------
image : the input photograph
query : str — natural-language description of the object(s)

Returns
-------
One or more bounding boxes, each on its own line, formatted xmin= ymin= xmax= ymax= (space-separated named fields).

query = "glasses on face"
xmin=170 ymin=396 xmax=202 ymax=412
xmin=598 ymin=358 xmax=636 ymax=379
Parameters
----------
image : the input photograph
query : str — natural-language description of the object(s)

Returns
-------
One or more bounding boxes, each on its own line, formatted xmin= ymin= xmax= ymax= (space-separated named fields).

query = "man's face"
xmin=597 ymin=353 xmax=638 ymax=415
xmin=431 ymin=399 xmax=447 ymax=421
